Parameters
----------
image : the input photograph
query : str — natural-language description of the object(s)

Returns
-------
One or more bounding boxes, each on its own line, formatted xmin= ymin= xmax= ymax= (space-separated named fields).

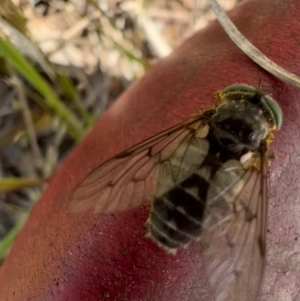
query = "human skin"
xmin=1 ymin=0 xmax=300 ymax=300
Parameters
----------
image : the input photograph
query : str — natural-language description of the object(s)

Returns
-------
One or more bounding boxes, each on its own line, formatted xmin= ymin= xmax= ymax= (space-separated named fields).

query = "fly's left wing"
xmin=200 ymin=149 xmax=268 ymax=301
xmin=68 ymin=115 xmax=210 ymax=215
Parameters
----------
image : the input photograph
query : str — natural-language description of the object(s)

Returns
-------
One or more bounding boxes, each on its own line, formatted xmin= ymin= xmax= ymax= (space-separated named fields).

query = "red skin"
xmin=1 ymin=0 xmax=300 ymax=300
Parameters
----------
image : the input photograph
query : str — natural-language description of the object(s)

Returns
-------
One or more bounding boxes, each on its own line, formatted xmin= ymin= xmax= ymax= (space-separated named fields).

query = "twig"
xmin=207 ymin=0 xmax=300 ymax=88
xmin=13 ymin=76 xmax=44 ymax=171
xmin=43 ymin=117 xmax=66 ymax=178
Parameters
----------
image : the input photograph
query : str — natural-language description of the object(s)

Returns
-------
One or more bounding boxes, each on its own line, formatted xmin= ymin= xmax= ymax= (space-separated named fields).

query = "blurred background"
xmin=0 ymin=0 xmax=238 ymax=264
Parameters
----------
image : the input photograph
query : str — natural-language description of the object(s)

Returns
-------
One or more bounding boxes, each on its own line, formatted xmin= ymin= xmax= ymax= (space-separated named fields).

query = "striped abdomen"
xmin=148 ymin=165 xmax=215 ymax=250
xmin=146 ymin=122 xmax=247 ymax=251
xmin=147 ymin=139 xmax=245 ymax=251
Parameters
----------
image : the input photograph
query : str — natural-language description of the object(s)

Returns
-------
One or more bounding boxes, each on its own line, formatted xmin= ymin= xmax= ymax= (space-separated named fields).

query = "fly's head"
xmin=210 ymin=84 xmax=282 ymax=154
xmin=210 ymin=98 xmax=269 ymax=153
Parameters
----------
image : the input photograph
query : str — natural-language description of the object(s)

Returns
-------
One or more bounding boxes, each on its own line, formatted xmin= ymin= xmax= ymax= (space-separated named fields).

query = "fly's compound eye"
xmin=262 ymin=95 xmax=283 ymax=130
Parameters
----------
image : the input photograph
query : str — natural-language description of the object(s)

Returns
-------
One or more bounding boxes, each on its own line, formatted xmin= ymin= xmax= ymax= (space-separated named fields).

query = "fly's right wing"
xmin=200 ymin=149 xmax=268 ymax=301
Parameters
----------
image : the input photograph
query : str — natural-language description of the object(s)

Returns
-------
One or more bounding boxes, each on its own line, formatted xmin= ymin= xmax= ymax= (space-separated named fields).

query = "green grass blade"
xmin=0 ymin=214 xmax=28 ymax=260
xmin=0 ymin=37 xmax=85 ymax=140
xmin=57 ymin=72 xmax=93 ymax=127
xmin=0 ymin=177 xmax=45 ymax=192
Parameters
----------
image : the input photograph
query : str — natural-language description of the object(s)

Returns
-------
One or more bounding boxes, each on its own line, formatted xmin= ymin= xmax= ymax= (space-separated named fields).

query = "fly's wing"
xmin=68 ymin=115 xmax=210 ymax=214
xmin=200 ymin=149 xmax=268 ymax=301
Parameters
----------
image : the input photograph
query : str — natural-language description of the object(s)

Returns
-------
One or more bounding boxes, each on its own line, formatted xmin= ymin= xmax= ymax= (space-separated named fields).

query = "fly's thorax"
xmin=209 ymin=98 xmax=269 ymax=154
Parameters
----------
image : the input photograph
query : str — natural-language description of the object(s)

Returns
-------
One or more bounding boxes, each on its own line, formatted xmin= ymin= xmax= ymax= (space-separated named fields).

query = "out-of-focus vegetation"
xmin=0 ymin=0 xmax=238 ymax=262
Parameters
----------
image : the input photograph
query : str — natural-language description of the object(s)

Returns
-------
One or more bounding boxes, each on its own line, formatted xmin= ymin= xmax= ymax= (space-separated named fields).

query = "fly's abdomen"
xmin=148 ymin=173 xmax=210 ymax=250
